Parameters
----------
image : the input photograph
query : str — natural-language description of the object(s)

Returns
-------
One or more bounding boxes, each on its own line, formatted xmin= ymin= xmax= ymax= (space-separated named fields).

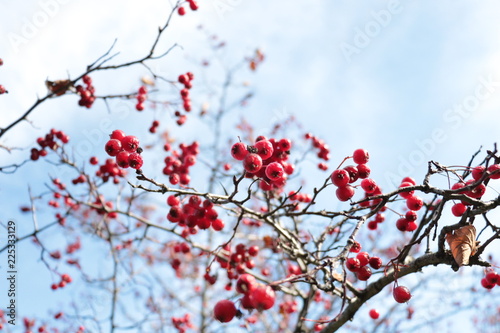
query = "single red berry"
xmin=265 ymin=162 xmax=284 ymax=181
xmin=336 ymin=185 xmax=355 ymax=202
xmin=451 ymin=203 xmax=467 ymax=217
xmin=367 ymin=220 xmax=378 ymax=230
xmin=405 ymin=210 xmax=417 ymax=221
xmin=406 ymin=195 xmax=423 ymax=211
xmin=331 ymin=169 xmax=350 ymax=187
xmin=255 ymin=140 xmax=274 ymax=160
xmin=369 ymin=256 xmax=382 ymax=270
xmin=396 ymin=218 xmax=409 ymax=231
xmin=399 ymin=181 xmax=415 ymax=199
xmin=343 ymin=165 xmax=359 ymax=183
xmin=189 ymin=0 xmax=199 ymax=10
xmin=121 ymin=135 xmax=140 ymax=153
xmin=136 ymin=103 xmax=144 ymax=111
xmin=278 ymin=138 xmax=292 ymax=151
xmin=167 ymin=195 xmax=180 ymax=206
xmin=488 ymin=164 xmax=500 ymax=179
xmin=350 ymin=241 xmax=362 ymax=253
xmin=249 ymin=284 xmax=275 ymax=310
xmin=406 ymin=221 xmax=418 ymax=231
xmin=236 ymin=274 xmax=257 ymax=294
xmin=356 ymin=252 xmax=370 ymax=267
xmin=401 ymin=176 xmax=416 ymax=185
xmin=89 ymin=156 xmax=98 ymax=165
xmin=231 ymin=142 xmax=248 ymax=161
xmin=352 ymin=148 xmax=369 ymax=164
xmin=369 ymin=309 xmax=380 ymax=319
xmin=116 ymin=151 xmax=130 ymax=168
xmin=356 ymin=266 xmax=372 ymax=281
xmin=243 ymin=153 xmax=263 ymax=173
xmin=360 ymin=178 xmax=377 ymax=194
xmin=128 ymin=153 xmax=143 ymax=169
xmin=105 ymin=139 xmax=123 ymax=157
xmin=485 ymin=272 xmax=500 ymax=285
xmin=357 ymin=164 xmax=371 ymax=179
xmin=213 ymin=300 xmax=236 ymax=323
xmin=471 ymin=165 xmax=486 ymax=180
xmin=212 ymin=218 xmax=224 ymax=231
xmin=346 ymin=257 xmax=361 ymax=272
xmin=110 ymin=129 xmax=126 ymax=141
xmin=177 ymin=6 xmax=186 ymax=15
xmin=0 ymin=85 xmax=7 ymax=94
xmin=393 ymin=285 xmax=412 ymax=303
xmin=248 ymin=245 xmax=259 ymax=257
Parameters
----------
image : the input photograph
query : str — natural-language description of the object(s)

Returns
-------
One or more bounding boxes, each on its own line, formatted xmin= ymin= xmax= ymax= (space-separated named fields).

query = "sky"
xmin=1 ymin=0 xmax=500 ymax=332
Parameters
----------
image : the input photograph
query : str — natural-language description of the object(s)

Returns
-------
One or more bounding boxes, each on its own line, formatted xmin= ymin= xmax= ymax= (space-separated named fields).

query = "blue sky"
xmin=1 ymin=0 xmax=500 ymax=332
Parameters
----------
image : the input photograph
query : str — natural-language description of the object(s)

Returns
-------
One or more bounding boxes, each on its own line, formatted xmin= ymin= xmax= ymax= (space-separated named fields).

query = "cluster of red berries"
xmin=0 ymin=58 xmax=6 ymax=95
xmin=450 ymin=164 xmax=500 ymax=216
xmin=345 ymin=251 xmax=383 ymax=281
xmin=213 ymin=243 xmax=259 ymax=285
xmin=105 ymin=130 xmax=144 ymax=170
xmin=93 ymin=195 xmax=118 ymax=219
xmin=171 ymin=314 xmax=194 ymax=333
xmin=135 ymin=85 xmax=147 ymax=111
xmin=279 ymin=299 xmax=298 ymax=316
xmin=162 ymin=141 xmax=199 ymax=185
xmin=173 ymin=72 xmax=195 ymax=125
xmin=231 ymin=136 xmax=295 ymax=191
xmin=305 ymin=133 xmax=330 ymax=170
xmin=51 ymin=273 xmax=72 ymax=290
xmin=149 ymin=120 xmax=160 ymax=133
xmin=395 ymin=177 xmax=423 ymax=232
xmin=213 ymin=274 xmax=276 ymax=323
xmin=167 ymin=195 xmax=224 ymax=231
xmin=31 ymin=129 xmax=70 ymax=161
xmin=76 ymin=75 xmax=95 ymax=108
xmin=177 ymin=0 xmax=198 ymax=16
xmin=481 ymin=269 xmax=500 ymax=289
xmin=330 ymin=148 xmax=371 ymax=201
xmin=95 ymin=158 xmax=127 ymax=183
xmin=248 ymin=49 xmax=265 ymax=71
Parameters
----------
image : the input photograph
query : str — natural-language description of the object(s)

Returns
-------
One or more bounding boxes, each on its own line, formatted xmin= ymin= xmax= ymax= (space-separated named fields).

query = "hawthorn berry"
xmin=249 ymin=284 xmax=275 ymax=310
xmin=488 ymin=164 xmax=500 ymax=179
xmin=369 ymin=309 xmax=380 ymax=320
xmin=393 ymin=285 xmax=412 ymax=303
xmin=213 ymin=300 xmax=236 ymax=323
xmin=243 ymin=153 xmax=263 ymax=173
xmin=346 ymin=257 xmax=361 ymax=272
xmin=485 ymin=272 xmax=499 ymax=285
xmin=360 ymin=178 xmax=377 ymax=194
xmin=178 ymin=6 xmax=186 ymax=15
xmin=369 ymin=256 xmax=382 ymax=270
xmin=471 ymin=165 xmax=486 ymax=180
xmin=128 ymin=153 xmax=143 ymax=169
xmin=331 ymin=169 xmax=350 ymax=187
xmin=121 ymin=135 xmax=140 ymax=153
xmin=116 ymin=151 xmax=130 ymax=168
xmin=399 ymin=181 xmax=415 ymax=199
xmin=110 ymin=129 xmax=126 ymax=141
xmin=356 ymin=266 xmax=372 ymax=281
xmin=406 ymin=195 xmax=423 ymax=211
xmin=356 ymin=252 xmax=370 ymax=267
xmin=481 ymin=278 xmax=495 ymax=289
xmin=396 ymin=218 xmax=409 ymax=231
xmin=336 ymin=185 xmax=355 ymax=202
xmin=105 ymin=139 xmax=122 ymax=157
xmin=265 ymin=162 xmax=284 ymax=181
xmin=236 ymin=274 xmax=257 ymax=294
xmin=255 ymin=140 xmax=274 ymax=160
xmin=343 ymin=165 xmax=359 ymax=183
xmin=231 ymin=142 xmax=248 ymax=160
xmin=451 ymin=203 xmax=467 ymax=217
xmin=352 ymin=148 xmax=369 ymax=164
xmin=357 ymin=164 xmax=371 ymax=179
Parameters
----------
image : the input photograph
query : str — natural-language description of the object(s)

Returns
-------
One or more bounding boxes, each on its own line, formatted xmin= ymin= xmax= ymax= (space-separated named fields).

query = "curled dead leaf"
xmin=446 ymin=225 xmax=479 ymax=267
xmin=45 ymin=79 xmax=72 ymax=96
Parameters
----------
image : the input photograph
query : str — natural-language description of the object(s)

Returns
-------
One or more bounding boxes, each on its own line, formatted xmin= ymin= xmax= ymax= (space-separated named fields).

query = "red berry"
xmin=406 ymin=195 xmax=423 ymax=211
xmin=177 ymin=6 xmax=186 ymax=15
xmin=255 ymin=140 xmax=274 ymax=160
xmin=471 ymin=165 xmax=485 ymax=180
xmin=360 ymin=178 xmax=377 ymax=194
xmin=369 ymin=256 xmax=382 ymax=270
xmin=396 ymin=218 xmax=409 ymax=231
xmin=405 ymin=210 xmax=417 ymax=221
xmin=331 ymin=169 xmax=350 ymax=187
xmin=116 ymin=151 xmax=130 ymax=168
xmin=485 ymin=272 xmax=500 ymax=285
xmin=401 ymin=177 xmax=416 ymax=185
xmin=213 ymin=300 xmax=236 ymax=323
xmin=89 ymin=156 xmax=98 ymax=165
xmin=350 ymin=241 xmax=362 ymax=253
xmin=121 ymin=135 xmax=140 ymax=153
xmin=110 ymin=129 xmax=126 ymax=141
xmin=128 ymin=153 xmax=143 ymax=169
xmin=336 ymin=185 xmax=355 ymax=202
xmin=393 ymin=285 xmax=412 ymax=303
xmin=167 ymin=195 xmax=180 ymax=206
xmin=0 ymin=85 xmax=7 ymax=94
xmin=481 ymin=278 xmax=495 ymax=289
xmin=356 ymin=266 xmax=372 ymax=281
xmin=343 ymin=165 xmax=359 ymax=183
xmin=243 ymin=153 xmax=263 ymax=173
xmin=265 ymin=162 xmax=284 ymax=181
xmin=236 ymin=274 xmax=257 ymax=294
xmin=488 ymin=164 xmax=500 ymax=179
xmin=357 ymin=164 xmax=371 ymax=179
xmin=369 ymin=309 xmax=380 ymax=320
xmin=189 ymin=0 xmax=199 ymax=10
xmin=231 ymin=142 xmax=248 ymax=161
xmin=346 ymin=257 xmax=361 ymax=272
xmin=451 ymin=203 xmax=467 ymax=217
xmin=399 ymin=181 xmax=415 ymax=199
xmin=249 ymin=284 xmax=275 ymax=310
xmin=248 ymin=245 xmax=259 ymax=257
xmin=406 ymin=221 xmax=418 ymax=232
xmin=212 ymin=218 xmax=224 ymax=231
xmin=105 ymin=139 xmax=123 ymax=157
xmin=278 ymin=138 xmax=292 ymax=151
xmin=352 ymin=148 xmax=369 ymax=164
xmin=356 ymin=252 xmax=370 ymax=267
xmin=136 ymin=103 xmax=144 ymax=111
